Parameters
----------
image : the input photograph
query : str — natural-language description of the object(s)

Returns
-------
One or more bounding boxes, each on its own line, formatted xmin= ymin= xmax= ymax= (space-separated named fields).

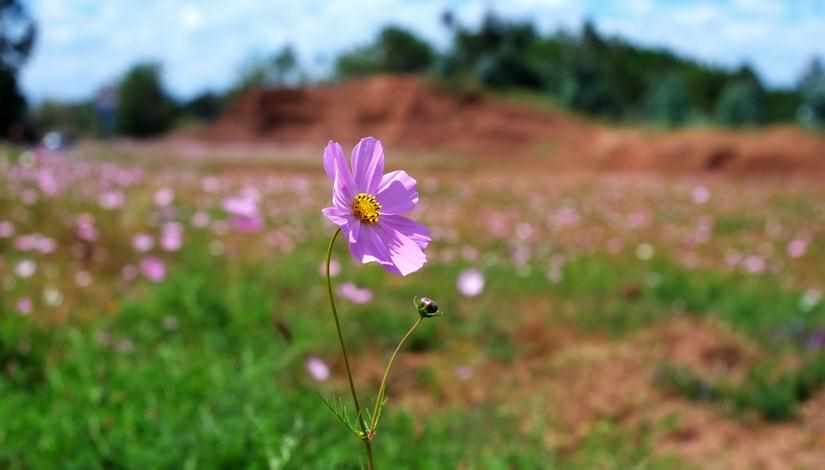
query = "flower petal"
xmin=380 ymin=215 xmax=431 ymax=249
xmin=347 ymin=223 xmax=425 ymax=276
xmin=347 ymin=218 xmax=361 ymax=243
xmin=322 ymin=206 xmax=351 ymax=226
xmin=349 ymin=224 xmax=391 ymax=265
xmin=376 ymin=223 xmax=427 ymax=276
xmin=324 ymin=141 xmax=356 ymax=204
xmin=377 ymin=171 xmax=418 ymax=215
xmin=323 ymin=141 xmax=345 ymax=181
xmin=351 ymin=137 xmax=384 ymax=194
xmin=377 ymin=170 xmax=416 ymax=194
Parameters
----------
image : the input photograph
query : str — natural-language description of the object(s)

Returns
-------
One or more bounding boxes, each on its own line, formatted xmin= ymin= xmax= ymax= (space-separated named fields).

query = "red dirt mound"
xmin=205 ymin=75 xmax=825 ymax=173
xmin=206 ymin=75 xmax=584 ymax=159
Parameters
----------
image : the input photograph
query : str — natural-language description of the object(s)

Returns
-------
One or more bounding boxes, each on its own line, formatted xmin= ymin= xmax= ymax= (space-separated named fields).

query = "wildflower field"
xmin=1 ymin=140 xmax=825 ymax=469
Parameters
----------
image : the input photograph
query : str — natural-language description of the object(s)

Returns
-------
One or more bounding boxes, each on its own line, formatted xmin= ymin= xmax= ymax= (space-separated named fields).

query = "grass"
xmin=0 ymin=250 xmax=683 ymax=469
xmin=3 ymin=145 xmax=825 ymax=467
xmin=656 ymin=354 xmax=825 ymax=421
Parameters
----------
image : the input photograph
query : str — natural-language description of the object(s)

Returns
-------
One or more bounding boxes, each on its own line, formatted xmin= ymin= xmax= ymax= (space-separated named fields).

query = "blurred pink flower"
xmin=223 ymin=195 xmax=258 ymax=218
xmin=787 ymin=239 xmax=809 ymax=258
xmin=457 ymin=268 xmax=485 ymax=297
xmin=321 ymin=138 xmax=430 ymax=276
xmin=191 ymin=211 xmax=210 ymax=228
xmin=224 ymin=193 xmax=263 ymax=233
xmin=551 ymin=207 xmax=580 ymax=229
xmin=231 ymin=215 xmax=263 ymax=233
xmin=201 ymin=176 xmax=221 ymax=193
xmin=691 ymin=185 xmax=711 ymax=204
xmin=132 ymin=233 xmax=154 ymax=252
xmin=14 ymin=234 xmax=53 ymax=253
xmin=0 ymin=220 xmax=14 ymax=238
xmin=338 ymin=282 xmax=374 ymax=304
xmin=98 ymin=190 xmax=125 ymax=210
xmin=154 ymin=188 xmax=174 ymax=207
xmin=16 ymin=297 xmax=32 ymax=315
xmin=75 ymin=214 xmax=98 ymax=242
xmin=35 ymin=236 xmax=56 ymax=254
xmin=743 ymin=255 xmax=766 ymax=274
xmin=75 ymin=270 xmax=93 ymax=288
xmin=725 ymin=250 xmax=743 ymax=267
xmin=627 ymin=210 xmax=650 ymax=229
xmin=37 ymin=170 xmax=59 ymax=195
xmin=321 ymin=258 xmax=341 ymax=277
xmin=140 ymin=256 xmax=166 ymax=282
xmin=15 ymin=259 xmax=36 ymax=278
xmin=306 ymin=356 xmax=331 ymax=382
xmin=160 ymin=222 xmax=183 ymax=251
xmin=515 ymin=223 xmax=534 ymax=240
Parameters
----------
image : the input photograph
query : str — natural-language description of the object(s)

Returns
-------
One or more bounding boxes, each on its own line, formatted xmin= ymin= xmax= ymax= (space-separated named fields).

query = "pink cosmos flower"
xmin=743 ymin=255 xmax=766 ymax=274
xmin=306 ymin=356 xmax=331 ymax=382
xmin=223 ymin=194 xmax=258 ymax=218
xmin=191 ymin=211 xmax=210 ymax=228
xmin=691 ymin=185 xmax=711 ymax=204
xmin=160 ymin=222 xmax=183 ymax=252
xmin=15 ymin=259 xmax=36 ymax=278
xmin=75 ymin=214 xmax=98 ymax=242
xmin=223 ymin=194 xmax=263 ymax=233
xmin=787 ymin=239 xmax=809 ymax=259
xmin=338 ymin=282 xmax=374 ymax=304
xmin=132 ymin=233 xmax=154 ymax=252
xmin=140 ymin=256 xmax=167 ymax=282
xmin=457 ymin=268 xmax=485 ymax=297
xmin=322 ymin=137 xmax=430 ymax=276
xmin=98 ymin=190 xmax=125 ymax=210
xmin=16 ymin=297 xmax=32 ymax=315
xmin=154 ymin=188 xmax=174 ymax=207
xmin=0 ymin=220 xmax=14 ymax=238
xmin=320 ymin=258 xmax=341 ymax=277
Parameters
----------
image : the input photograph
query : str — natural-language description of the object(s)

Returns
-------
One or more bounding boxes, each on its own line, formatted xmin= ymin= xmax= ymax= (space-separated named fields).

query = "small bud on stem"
xmin=415 ymin=296 xmax=441 ymax=318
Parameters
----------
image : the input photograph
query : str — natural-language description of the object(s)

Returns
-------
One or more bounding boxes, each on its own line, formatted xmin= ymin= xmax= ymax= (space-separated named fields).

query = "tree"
xmin=335 ymin=26 xmax=434 ymax=79
xmin=645 ymin=75 xmax=692 ymax=127
xmin=798 ymin=58 xmax=825 ymax=129
xmin=798 ymin=58 xmax=824 ymax=92
xmin=715 ymin=80 xmax=765 ymax=127
xmin=116 ymin=63 xmax=177 ymax=138
xmin=234 ymin=45 xmax=302 ymax=93
xmin=0 ymin=0 xmax=36 ymax=139
xmin=181 ymin=91 xmax=223 ymax=122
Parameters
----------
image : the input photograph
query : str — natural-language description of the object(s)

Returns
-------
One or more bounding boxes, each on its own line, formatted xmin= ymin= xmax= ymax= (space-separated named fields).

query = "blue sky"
xmin=19 ymin=0 xmax=825 ymax=101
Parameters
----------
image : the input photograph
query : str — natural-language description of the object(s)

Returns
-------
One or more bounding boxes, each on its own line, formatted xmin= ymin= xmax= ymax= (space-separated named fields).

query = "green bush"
xmin=336 ymin=26 xmax=435 ymax=79
xmin=116 ymin=63 xmax=177 ymax=138
xmin=715 ymin=80 xmax=765 ymax=127
xmin=645 ymin=76 xmax=692 ymax=127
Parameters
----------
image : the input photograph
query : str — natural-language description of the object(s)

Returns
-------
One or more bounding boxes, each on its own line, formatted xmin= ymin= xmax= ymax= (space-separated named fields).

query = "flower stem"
xmin=325 ymin=228 xmax=375 ymax=470
xmin=369 ymin=316 xmax=423 ymax=433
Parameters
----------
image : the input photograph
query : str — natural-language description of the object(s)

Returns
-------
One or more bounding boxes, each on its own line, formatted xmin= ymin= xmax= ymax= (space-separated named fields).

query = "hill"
xmin=204 ymin=75 xmax=825 ymax=174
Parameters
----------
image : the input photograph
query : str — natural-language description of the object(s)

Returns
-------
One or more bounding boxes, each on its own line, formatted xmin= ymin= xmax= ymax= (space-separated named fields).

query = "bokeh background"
xmin=2 ymin=1 xmax=825 ymax=468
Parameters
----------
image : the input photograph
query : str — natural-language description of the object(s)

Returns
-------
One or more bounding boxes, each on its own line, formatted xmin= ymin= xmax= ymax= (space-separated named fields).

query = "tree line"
xmin=335 ymin=12 xmax=825 ymax=130
xmin=3 ymin=6 xmax=825 ymax=141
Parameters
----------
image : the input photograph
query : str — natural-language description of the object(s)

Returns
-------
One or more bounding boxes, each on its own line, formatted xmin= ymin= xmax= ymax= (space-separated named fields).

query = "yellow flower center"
xmin=352 ymin=192 xmax=381 ymax=224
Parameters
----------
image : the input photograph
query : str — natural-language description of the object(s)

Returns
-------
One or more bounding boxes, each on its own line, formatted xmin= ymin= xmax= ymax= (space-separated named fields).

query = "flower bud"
xmin=416 ymin=296 xmax=440 ymax=318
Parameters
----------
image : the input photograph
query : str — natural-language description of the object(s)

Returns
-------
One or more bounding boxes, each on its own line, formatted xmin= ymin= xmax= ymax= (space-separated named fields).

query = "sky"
xmin=18 ymin=0 xmax=825 ymax=101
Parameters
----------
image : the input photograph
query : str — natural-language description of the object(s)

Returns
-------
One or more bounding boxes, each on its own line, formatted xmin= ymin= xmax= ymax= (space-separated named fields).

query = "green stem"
xmin=369 ymin=316 xmax=423 ymax=433
xmin=325 ymin=228 xmax=375 ymax=470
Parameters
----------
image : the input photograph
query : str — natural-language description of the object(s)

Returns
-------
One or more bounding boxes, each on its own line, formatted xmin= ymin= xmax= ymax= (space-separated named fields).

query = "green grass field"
xmin=2 ymin=142 xmax=824 ymax=469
